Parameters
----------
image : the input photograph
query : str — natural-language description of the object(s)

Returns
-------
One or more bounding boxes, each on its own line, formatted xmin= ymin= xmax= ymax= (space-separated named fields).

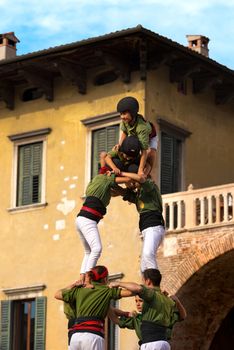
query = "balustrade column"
xmin=200 ymin=198 xmax=205 ymax=226
xmin=216 ymin=195 xmax=221 ymax=223
xmin=177 ymin=200 xmax=182 ymax=229
xmin=223 ymin=193 xmax=228 ymax=222
xmin=208 ymin=196 xmax=213 ymax=225
xmin=169 ymin=202 xmax=174 ymax=231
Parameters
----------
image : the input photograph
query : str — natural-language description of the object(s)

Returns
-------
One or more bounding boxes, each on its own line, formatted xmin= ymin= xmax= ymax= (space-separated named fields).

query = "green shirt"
xmin=118 ymin=310 xmax=179 ymax=341
xmin=119 ymin=313 xmax=142 ymax=340
xmin=63 ymin=301 xmax=76 ymax=320
xmin=139 ymin=286 xmax=178 ymax=328
xmin=62 ymin=283 xmax=121 ymax=319
xmin=124 ymin=179 xmax=162 ymax=214
xmin=121 ymin=115 xmax=152 ymax=150
xmin=85 ymin=173 xmax=116 ymax=207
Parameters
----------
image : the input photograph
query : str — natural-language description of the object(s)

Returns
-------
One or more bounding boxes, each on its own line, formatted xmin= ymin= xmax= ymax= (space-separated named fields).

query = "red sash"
xmin=81 ymin=206 xmax=103 ymax=219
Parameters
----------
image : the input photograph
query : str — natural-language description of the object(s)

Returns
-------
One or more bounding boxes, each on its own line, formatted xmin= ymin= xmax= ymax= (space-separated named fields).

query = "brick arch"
xmin=170 ymin=248 xmax=234 ymax=350
xmin=163 ymin=231 xmax=234 ymax=294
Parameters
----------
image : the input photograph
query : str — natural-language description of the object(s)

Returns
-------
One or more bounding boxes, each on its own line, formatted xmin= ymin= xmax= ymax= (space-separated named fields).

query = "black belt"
xmin=141 ymin=321 xmax=167 ymax=344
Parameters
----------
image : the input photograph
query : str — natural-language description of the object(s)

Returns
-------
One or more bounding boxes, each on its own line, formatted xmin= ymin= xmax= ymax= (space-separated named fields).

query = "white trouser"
xmin=141 ymin=225 xmax=165 ymax=272
xmin=141 ymin=340 xmax=170 ymax=350
xmin=76 ymin=216 xmax=102 ymax=274
xmin=70 ymin=332 xmax=104 ymax=350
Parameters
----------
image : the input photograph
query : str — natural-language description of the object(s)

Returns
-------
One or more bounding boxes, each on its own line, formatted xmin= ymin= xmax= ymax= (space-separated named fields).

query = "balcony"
xmin=162 ymin=183 xmax=234 ymax=232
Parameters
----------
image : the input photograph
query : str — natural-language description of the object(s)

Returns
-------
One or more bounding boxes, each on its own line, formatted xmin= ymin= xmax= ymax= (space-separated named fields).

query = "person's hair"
xmin=90 ymin=265 xmax=108 ymax=282
xmin=142 ymin=269 xmax=162 ymax=286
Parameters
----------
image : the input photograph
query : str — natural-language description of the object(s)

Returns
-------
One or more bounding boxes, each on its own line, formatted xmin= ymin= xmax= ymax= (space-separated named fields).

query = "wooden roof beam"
xmin=55 ymin=60 xmax=86 ymax=94
xmin=19 ymin=66 xmax=54 ymax=102
xmin=170 ymin=61 xmax=201 ymax=83
xmin=148 ymin=51 xmax=178 ymax=70
xmin=139 ymin=38 xmax=147 ymax=80
xmin=215 ymin=85 xmax=234 ymax=104
xmin=95 ymin=49 xmax=131 ymax=83
xmin=0 ymin=80 xmax=15 ymax=110
xmin=193 ymin=75 xmax=222 ymax=94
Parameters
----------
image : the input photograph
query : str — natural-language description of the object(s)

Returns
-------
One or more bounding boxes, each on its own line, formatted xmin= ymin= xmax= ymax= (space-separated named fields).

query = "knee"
xmin=142 ymin=248 xmax=155 ymax=261
xmin=92 ymin=245 xmax=102 ymax=258
xmin=100 ymin=151 xmax=107 ymax=159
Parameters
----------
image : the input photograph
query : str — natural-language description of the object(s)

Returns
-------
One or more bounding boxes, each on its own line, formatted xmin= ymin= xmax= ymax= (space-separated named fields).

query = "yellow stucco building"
xmin=0 ymin=26 xmax=234 ymax=350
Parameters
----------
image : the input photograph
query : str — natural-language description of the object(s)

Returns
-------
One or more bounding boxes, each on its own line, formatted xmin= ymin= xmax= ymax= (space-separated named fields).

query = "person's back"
xmin=139 ymin=269 xmax=178 ymax=350
xmin=109 ymin=269 xmax=185 ymax=350
xmin=55 ymin=266 xmax=124 ymax=350
xmin=63 ymin=281 xmax=120 ymax=319
xmin=139 ymin=284 xmax=177 ymax=345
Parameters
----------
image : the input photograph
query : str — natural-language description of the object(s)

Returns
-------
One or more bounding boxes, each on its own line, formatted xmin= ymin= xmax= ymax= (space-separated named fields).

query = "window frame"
xmin=8 ymin=128 xmax=51 ymax=212
xmin=105 ymin=273 xmax=124 ymax=350
xmin=157 ymin=118 xmax=191 ymax=193
xmin=1 ymin=284 xmax=47 ymax=350
xmin=81 ymin=112 xmax=120 ymax=188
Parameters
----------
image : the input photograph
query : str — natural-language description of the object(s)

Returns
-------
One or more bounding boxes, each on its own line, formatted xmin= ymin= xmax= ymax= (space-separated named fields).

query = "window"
xmin=0 ymin=297 xmax=46 ymax=350
xmin=94 ymin=71 xmax=118 ymax=86
xmin=91 ymin=125 xmax=119 ymax=178
xmin=160 ymin=132 xmax=182 ymax=194
xmin=17 ymin=142 xmax=42 ymax=206
xmin=8 ymin=128 xmax=51 ymax=209
xmin=81 ymin=111 xmax=120 ymax=181
xmin=158 ymin=118 xmax=191 ymax=194
xmin=177 ymin=79 xmax=187 ymax=95
xmin=22 ymin=88 xmax=44 ymax=102
xmin=7 ymin=39 xmax=15 ymax=47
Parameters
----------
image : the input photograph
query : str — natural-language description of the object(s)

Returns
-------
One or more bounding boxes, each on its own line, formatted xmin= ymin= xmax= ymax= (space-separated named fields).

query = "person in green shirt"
xmin=109 ymin=268 xmax=186 ymax=350
xmin=112 ymin=172 xmax=165 ymax=272
xmin=55 ymin=265 xmax=132 ymax=350
xmin=109 ymin=295 xmax=143 ymax=346
xmin=116 ymin=96 xmax=158 ymax=176
xmin=105 ymin=135 xmax=142 ymax=174
xmin=110 ymin=292 xmax=186 ymax=349
xmin=76 ymin=171 xmax=133 ymax=286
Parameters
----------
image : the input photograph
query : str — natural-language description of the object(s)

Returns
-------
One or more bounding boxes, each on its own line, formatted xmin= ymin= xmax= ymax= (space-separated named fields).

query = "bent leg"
xmin=76 ymin=216 xmax=102 ymax=273
xmin=141 ymin=225 xmax=165 ymax=271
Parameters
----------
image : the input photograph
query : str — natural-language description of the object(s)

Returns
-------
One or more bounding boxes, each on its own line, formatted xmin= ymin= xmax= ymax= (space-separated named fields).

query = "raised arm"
xmin=109 ymin=281 xmax=143 ymax=294
xmin=107 ymin=306 xmax=121 ymax=325
xmin=113 ymin=131 xmax=127 ymax=151
xmin=120 ymin=171 xmax=146 ymax=183
xmin=105 ymin=154 xmax=121 ymax=175
xmin=171 ymin=295 xmax=187 ymax=320
xmin=138 ymin=149 xmax=148 ymax=176
xmin=54 ymin=280 xmax=83 ymax=300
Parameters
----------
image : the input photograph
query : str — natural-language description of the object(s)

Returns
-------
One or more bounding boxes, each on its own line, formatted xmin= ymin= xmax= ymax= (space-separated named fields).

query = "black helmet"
xmin=117 ymin=96 xmax=139 ymax=118
xmin=119 ymin=136 xmax=141 ymax=157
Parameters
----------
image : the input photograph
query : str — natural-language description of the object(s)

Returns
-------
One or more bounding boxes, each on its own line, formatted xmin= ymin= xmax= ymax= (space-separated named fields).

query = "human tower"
xmin=55 ymin=97 xmax=186 ymax=350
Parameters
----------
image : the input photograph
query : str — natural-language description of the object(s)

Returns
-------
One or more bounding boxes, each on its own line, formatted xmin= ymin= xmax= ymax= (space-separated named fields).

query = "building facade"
xmin=0 ymin=26 xmax=234 ymax=350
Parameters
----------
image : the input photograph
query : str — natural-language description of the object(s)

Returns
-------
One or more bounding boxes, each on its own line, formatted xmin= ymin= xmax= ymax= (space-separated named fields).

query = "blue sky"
xmin=1 ymin=0 xmax=234 ymax=69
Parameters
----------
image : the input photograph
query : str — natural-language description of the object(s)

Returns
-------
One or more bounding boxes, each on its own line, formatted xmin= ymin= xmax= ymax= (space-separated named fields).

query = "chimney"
xmin=0 ymin=32 xmax=20 ymax=60
xmin=186 ymin=35 xmax=210 ymax=57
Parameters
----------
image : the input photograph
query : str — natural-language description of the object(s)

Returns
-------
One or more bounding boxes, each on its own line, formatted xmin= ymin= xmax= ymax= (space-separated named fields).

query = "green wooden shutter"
xmin=106 ymin=126 xmax=118 ymax=151
xmin=160 ymin=132 xmax=181 ymax=194
xmin=91 ymin=125 xmax=119 ymax=178
xmin=17 ymin=142 xmax=42 ymax=206
xmin=34 ymin=297 xmax=46 ymax=350
xmin=0 ymin=300 xmax=12 ymax=350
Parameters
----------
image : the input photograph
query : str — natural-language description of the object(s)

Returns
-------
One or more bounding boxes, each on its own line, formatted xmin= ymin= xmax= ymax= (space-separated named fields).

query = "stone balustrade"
xmin=162 ymin=183 xmax=234 ymax=231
